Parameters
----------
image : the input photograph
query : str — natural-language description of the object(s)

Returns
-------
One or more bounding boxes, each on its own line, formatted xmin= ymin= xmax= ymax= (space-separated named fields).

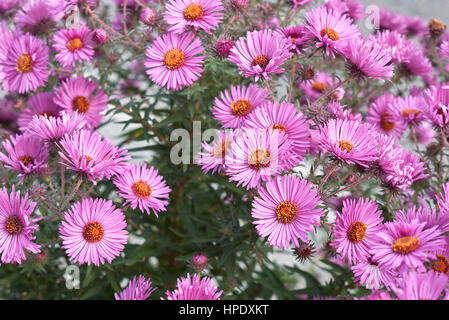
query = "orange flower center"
xmin=67 ymin=37 xmax=83 ymax=52
xmin=72 ymin=96 xmax=90 ymax=113
xmin=273 ymin=124 xmax=287 ymax=134
xmin=39 ymin=112 xmax=54 ymax=119
xmin=339 ymin=140 xmax=354 ymax=153
xmin=392 ymin=236 xmax=420 ymax=254
xmin=312 ymin=81 xmax=329 ymax=93
xmin=276 ymin=201 xmax=298 ymax=223
xmin=402 ymin=109 xmax=421 ymax=118
xmin=83 ymin=222 xmax=104 ymax=242
xmin=132 ymin=180 xmax=152 ymax=199
xmin=16 ymin=53 xmax=35 ymax=73
xmin=248 ymin=148 xmax=270 ymax=170
xmin=163 ymin=49 xmax=185 ymax=70
xmin=184 ymin=4 xmax=204 ymax=21
xmin=230 ymin=99 xmax=251 ymax=116
xmin=252 ymin=54 xmax=270 ymax=71
xmin=20 ymin=155 xmax=34 ymax=166
xmin=433 ymin=254 xmax=449 ymax=274
xmin=346 ymin=221 xmax=367 ymax=242
xmin=211 ymin=139 xmax=230 ymax=158
xmin=5 ymin=216 xmax=23 ymax=235
xmin=320 ymin=28 xmax=340 ymax=41
xmin=380 ymin=113 xmax=395 ymax=131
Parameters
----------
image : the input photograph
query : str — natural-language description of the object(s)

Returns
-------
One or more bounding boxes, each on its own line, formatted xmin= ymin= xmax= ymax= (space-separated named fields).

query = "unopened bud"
xmin=92 ymin=29 xmax=107 ymax=44
xmin=140 ymin=7 xmax=157 ymax=26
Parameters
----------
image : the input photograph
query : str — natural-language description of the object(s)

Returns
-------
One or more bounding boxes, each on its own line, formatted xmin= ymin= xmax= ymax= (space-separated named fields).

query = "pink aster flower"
xmin=331 ymin=197 xmax=384 ymax=264
xmin=395 ymin=206 xmax=449 ymax=235
xmin=59 ymin=198 xmax=128 ymax=266
xmin=291 ymin=0 xmax=315 ymax=10
xmin=0 ymin=33 xmax=49 ymax=93
xmin=369 ymin=30 xmax=412 ymax=64
xmin=275 ymin=25 xmax=313 ymax=54
xmin=0 ymin=134 xmax=48 ymax=182
xmin=26 ymin=112 xmax=87 ymax=143
xmin=304 ymin=6 xmax=361 ymax=57
xmin=400 ymin=47 xmax=434 ymax=84
xmin=351 ymin=255 xmax=397 ymax=290
xmin=16 ymin=0 xmax=63 ymax=35
xmin=195 ymin=130 xmax=233 ymax=174
xmin=0 ymin=0 xmax=23 ymax=13
xmin=164 ymin=0 xmax=224 ymax=34
xmin=163 ymin=273 xmax=222 ymax=300
xmin=58 ymin=129 xmax=131 ymax=184
xmin=212 ymin=84 xmax=269 ymax=129
xmin=378 ymin=8 xmax=406 ymax=33
xmin=391 ymin=94 xmax=427 ymax=125
xmin=370 ymin=219 xmax=444 ymax=273
xmin=299 ymin=71 xmax=343 ymax=102
xmin=0 ymin=185 xmax=41 ymax=264
xmin=251 ymin=174 xmax=324 ymax=250
xmin=18 ymin=92 xmax=62 ymax=132
xmin=225 ymin=129 xmax=292 ymax=190
xmin=54 ymin=77 xmax=108 ymax=129
xmin=413 ymin=122 xmax=435 ymax=146
xmin=366 ymin=93 xmax=405 ymax=139
xmin=391 ymin=271 xmax=449 ymax=300
xmin=319 ymin=118 xmax=378 ymax=167
xmin=438 ymin=182 xmax=449 ymax=214
xmin=341 ymin=38 xmax=394 ymax=80
xmin=359 ymin=290 xmax=392 ymax=300
xmin=144 ymin=32 xmax=205 ymax=91
xmin=244 ymin=101 xmax=311 ymax=163
xmin=424 ymin=82 xmax=449 ymax=128
xmin=113 ymin=163 xmax=171 ymax=217
xmin=114 ymin=275 xmax=157 ymax=300
xmin=53 ymin=26 xmax=95 ymax=67
xmin=404 ymin=16 xmax=428 ymax=38
xmin=326 ymin=101 xmax=362 ymax=121
xmin=228 ymin=29 xmax=294 ymax=81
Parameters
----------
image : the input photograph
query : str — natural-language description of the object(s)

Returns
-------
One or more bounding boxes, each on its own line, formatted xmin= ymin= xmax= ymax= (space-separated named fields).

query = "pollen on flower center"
xmin=252 ymin=55 xmax=270 ymax=71
xmin=132 ymin=180 xmax=152 ymax=199
xmin=248 ymin=148 xmax=270 ymax=170
xmin=163 ymin=49 xmax=185 ymax=70
xmin=16 ymin=53 xmax=35 ymax=73
xmin=211 ymin=139 xmax=230 ymax=158
xmin=72 ymin=96 xmax=90 ymax=113
xmin=432 ymin=254 xmax=449 ymax=274
xmin=320 ymin=28 xmax=340 ymax=41
xmin=312 ymin=81 xmax=329 ymax=93
xmin=230 ymin=99 xmax=251 ymax=116
xmin=346 ymin=221 xmax=367 ymax=242
xmin=20 ymin=155 xmax=34 ymax=166
xmin=83 ymin=222 xmax=104 ymax=242
xmin=5 ymin=216 xmax=23 ymax=235
xmin=273 ymin=124 xmax=287 ymax=134
xmin=392 ymin=236 xmax=420 ymax=254
xmin=402 ymin=109 xmax=421 ymax=118
xmin=339 ymin=140 xmax=354 ymax=153
xmin=276 ymin=201 xmax=298 ymax=223
xmin=39 ymin=112 xmax=55 ymax=119
xmin=380 ymin=113 xmax=395 ymax=131
xmin=184 ymin=4 xmax=204 ymax=21
xmin=67 ymin=37 xmax=83 ymax=52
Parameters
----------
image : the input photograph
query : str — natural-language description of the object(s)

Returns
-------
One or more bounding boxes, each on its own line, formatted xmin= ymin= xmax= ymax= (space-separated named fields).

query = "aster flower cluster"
xmin=0 ymin=0 xmax=449 ymax=302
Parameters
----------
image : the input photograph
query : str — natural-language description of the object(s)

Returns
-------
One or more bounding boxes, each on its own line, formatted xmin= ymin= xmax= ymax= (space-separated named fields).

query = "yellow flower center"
xmin=433 ymin=254 xmax=449 ymax=274
xmin=252 ymin=54 xmax=270 ymax=71
xmin=132 ymin=180 xmax=152 ymax=199
xmin=83 ymin=222 xmax=104 ymax=242
xmin=16 ymin=53 xmax=35 ymax=73
xmin=5 ymin=216 xmax=23 ymax=235
xmin=402 ymin=109 xmax=421 ymax=118
xmin=248 ymin=148 xmax=270 ymax=170
xmin=320 ymin=28 xmax=340 ymax=41
xmin=67 ymin=37 xmax=83 ymax=52
xmin=338 ymin=140 xmax=354 ymax=153
xmin=163 ymin=49 xmax=185 ymax=70
xmin=211 ymin=139 xmax=231 ymax=158
xmin=20 ymin=155 xmax=34 ymax=166
xmin=380 ymin=113 xmax=395 ymax=131
xmin=230 ymin=99 xmax=251 ymax=116
xmin=276 ymin=201 xmax=298 ymax=223
xmin=184 ymin=4 xmax=204 ymax=21
xmin=392 ymin=236 xmax=420 ymax=254
xmin=346 ymin=221 xmax=367 ymax=242
xmin=272 ymin=124 xmax=287 ymax=134
xmin=312 ymin=81 xmax=329 ymax=93
xmin=72 ymin=96 xmax=90 ymax=113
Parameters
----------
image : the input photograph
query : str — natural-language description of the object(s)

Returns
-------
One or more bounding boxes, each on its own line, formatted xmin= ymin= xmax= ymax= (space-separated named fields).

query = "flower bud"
xmin=92 ymin=29 xmax=108 ymax=44
xmin=190 ymin=253 xmax=209 ymax=272
xmin=140 ymin=7 xmax=157 ymax=26
xmin=214 ymin=38 xmax=234 ymax=58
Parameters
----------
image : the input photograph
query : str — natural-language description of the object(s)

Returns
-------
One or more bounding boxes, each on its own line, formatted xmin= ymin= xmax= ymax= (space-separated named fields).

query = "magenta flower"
xmin=59 ymin=198 xmax=128 ymax=266
xmin=275 ymin=25 xmax=313 ymax=54
xmin=0 ymin=33 xmax=49 ymax=93
xmin=212 ymin=84 xmax=269 ymax=129
xmin=115 ymin=275 xmax=157 ymax=300
xmin=0 ymin=185 xmax=41 ymax=264
xmin=164 ymin=0 xmax=224 ymax=34
xmin=0 ymin=134 xmax=48 ymax=182
xmin=304 ymin=6 xmax=361 ymax=57
xmin=378 ymin=8 xmax=406 ymax=33
xmin=395 ymin=206 xmax=449 ymax=235
xmin=53 ymin=26 xmax=95 ymax=67
xmin=366 ymin=93 xmax=405 ymax=139
xmin=351 ymin=256 xmax=397 ymax=290
xmin=195 ymin=130 xmax=233 ymax=175
xmin=299 ymin=71 xmax=343 ymax=102
xmin=228 ymin=29 xmax=294 ymax=81
xmin=26 ymin=112 xmax=87 ymax=143
xmin=163 ymin=273 xmax=222 ymax=300
xmin=54 ymin=77 xmax=108 ymax=129
xmin=113 ymin=163 xmax=171 ymax=217
xmin=319 ymin=118 xmax=378 ymax=167
xmin=58 ymin=129 xmax=131 ymax=184
xmin=251 ymin=174 xmax=324 ymax=250
xmin=391 ymin=271 xmax=449 ymax=300
xmin=424 ymin=82 xmax=449 ymax=128
xmin=391 ymin=94 xmax=427 ymax=125
xmin=341 ymin=38 xmax=394 ymax=80
xmin=244 ymin=101 xmax=311 ymax=163
xmin=369 ymin=30 xmax=412 ymax=64
xmin=331 ymin=198 xmax=384 ymax=264
xmin=16 ymin=0 xmax=63 ymax=35
xmin=371 ymin=219 xmax=444 ymax=272
xmin=145 ymin=32 xmax=205 ymax=91
xmin=326 ymin=101 xmax=362 ymax=121
xmin=438 ymin=182 xmax=449 ymax=214
xmin=18 ymin=92 xmax=62 ymax=132
xmin=401 ymin=47 xmax=434 ymax=84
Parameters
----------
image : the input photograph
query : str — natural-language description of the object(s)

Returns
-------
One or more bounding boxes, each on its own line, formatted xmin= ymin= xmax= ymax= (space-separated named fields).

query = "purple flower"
xmin=366 ymin=93 xmax=405 ymax=139
xmin=424 ymin=82 xmax=449 ymax=128
xmin=163 ymin=273 xmax=222 ymax=300
xmin=115 ymin=275 xmax=157 ymax=300
xmin=391 ymin=271 xmax=449 ymax=300
xmin=18 ymin=92 xmax=62 ymax=132
xmin=195 ymin=130 xmax=233 ymax=175
xmin=53 ymin=26 xmax=95 ymax=67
